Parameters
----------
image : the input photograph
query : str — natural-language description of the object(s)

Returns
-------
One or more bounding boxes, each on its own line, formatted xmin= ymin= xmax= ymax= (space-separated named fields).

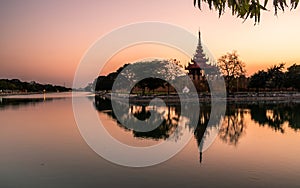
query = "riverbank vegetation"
xmin=0 ymin=79 xmax=71 ymax=94
xmin=87 ymin=59 xmax=299 ymax=95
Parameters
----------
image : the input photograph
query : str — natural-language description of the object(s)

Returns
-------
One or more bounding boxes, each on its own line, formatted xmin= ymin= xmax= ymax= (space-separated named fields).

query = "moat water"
xmin=0 ymin=92 xmax=299 ymax=187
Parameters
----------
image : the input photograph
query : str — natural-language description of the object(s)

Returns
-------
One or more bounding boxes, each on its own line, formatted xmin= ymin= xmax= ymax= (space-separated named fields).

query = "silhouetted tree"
xmin=248 ymin=70 xmax=268 ymax=91
xmin=0 ymin=79 xmax=70 ymax=92
xmin=118 ymin=60 xmax=185 ymax=95
xmin=94 ymin=64 xmax=130 ymax=92
xmin=94 ymin=76 xmax=114 ymax=91
xmin=217 ymin=51 xmax=246 ymax=92
xmin=135 ymin=78 xmax=165 ymax=95
xmin=247 ymin=63 xmax=300 ymax=91
xmin=266 ymin=63 xmax=285 ymax=89
xmin=285 ymin=64 xmax=300 ymax=91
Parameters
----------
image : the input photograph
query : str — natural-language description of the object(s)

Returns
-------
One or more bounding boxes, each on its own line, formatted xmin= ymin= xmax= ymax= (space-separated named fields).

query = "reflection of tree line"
xmin=249 ymin=102 xmax=300 ymax=133
xmin=94 ymin=96 xmax=300 ymax=161
xmin=133 ymin=105 xmax=179 ymax=139
xmin=0 ymin=97 xmax=54 ymax=110
xmin=219 ymin=104 xmax=246 ymax=145
xmin=220 ymin=102 xmax=300 ymax=146
xmin=94 ymin=96 xmax=213 ymax=162
xmin=94 ymin=96 xmax=181 ymax=140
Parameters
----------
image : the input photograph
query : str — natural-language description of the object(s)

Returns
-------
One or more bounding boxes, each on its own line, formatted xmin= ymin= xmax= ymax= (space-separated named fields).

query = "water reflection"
xmin=0 ymin=92 xmax=85 ymax=110
xmin=3 ymin=94 xmax=299 ymax=164
xmin=94 ymin=97 xmax=182 ymax=140
xmin=0 ymin=97 xmax=54 ymax=110
xmin=248 ymin=102 xmax=300 ymax=133
xmin=94 ymin=96 xmax=300 ymax=163
xmin=219 ymin=102 xmax=300 ymax=145
xmin=94 ymin=96 xmax=222 ymax=163
xmin=219 ymin=105 xmax=246 ymax=146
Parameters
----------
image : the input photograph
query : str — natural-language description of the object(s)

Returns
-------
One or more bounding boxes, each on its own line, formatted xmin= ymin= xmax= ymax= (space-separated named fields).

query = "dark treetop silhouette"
xmin=0 ymin=79 xmax=71 ymax=93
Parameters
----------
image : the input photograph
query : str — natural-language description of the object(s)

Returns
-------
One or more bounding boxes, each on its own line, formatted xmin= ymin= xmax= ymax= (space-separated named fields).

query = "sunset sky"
xmin=1 ymin=0 xmax=300 ymax=87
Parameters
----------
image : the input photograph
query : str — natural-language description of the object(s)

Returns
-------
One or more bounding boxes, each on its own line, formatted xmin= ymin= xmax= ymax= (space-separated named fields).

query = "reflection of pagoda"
xmin=185 ymin=31 xmax=216 ymax=81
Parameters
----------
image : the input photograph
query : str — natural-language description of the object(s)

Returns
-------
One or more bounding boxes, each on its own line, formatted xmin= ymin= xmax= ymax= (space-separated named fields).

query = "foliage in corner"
xmin=194 ymin=0 xmax=299 ymax=23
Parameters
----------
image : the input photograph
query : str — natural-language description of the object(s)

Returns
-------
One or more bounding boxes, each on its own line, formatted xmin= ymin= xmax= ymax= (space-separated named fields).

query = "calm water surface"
xmin=0 ymin=92 xmax=300 ymax=187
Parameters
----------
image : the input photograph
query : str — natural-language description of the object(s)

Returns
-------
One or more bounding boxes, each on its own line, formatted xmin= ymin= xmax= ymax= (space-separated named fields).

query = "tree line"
xmin=217 ymin=51 xmax=300 ymax=92
xmin=248 ymin=63 xmax=300 ymax=91
xmin=87 ymin=60 xmax=187 ymax=95
xmin=0 ymin=79 xmax=71 ymax=93
xmin=205 ymin=61 xmax=300 ymax=93
xmin=88 ymin=53 xmax=299 ymax=94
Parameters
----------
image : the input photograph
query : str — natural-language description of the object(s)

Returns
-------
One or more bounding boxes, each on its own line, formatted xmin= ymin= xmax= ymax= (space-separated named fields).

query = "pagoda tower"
xmin=185 ymin=30 xmax=219 ymax=91
xmin=185 ymin=31 xmax=210 ymax=80
xmin=192 ymin=31 xmax=209 ymax=67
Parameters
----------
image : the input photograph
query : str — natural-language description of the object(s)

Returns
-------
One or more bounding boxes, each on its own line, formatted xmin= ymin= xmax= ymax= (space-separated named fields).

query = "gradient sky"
xmin=1 ymin=0 xmax=299 ymax=87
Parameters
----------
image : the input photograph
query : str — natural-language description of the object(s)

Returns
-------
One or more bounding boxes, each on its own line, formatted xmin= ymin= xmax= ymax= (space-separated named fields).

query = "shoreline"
xmin=0 ymin=91 xmax=45 ymax=97
xmin=2 ymin=91 xmax=300 ymax=102
xmin=0 ymin=91 xmax=74 ymax=97
xmin=98 ymin=91 xmax=300 ymax=104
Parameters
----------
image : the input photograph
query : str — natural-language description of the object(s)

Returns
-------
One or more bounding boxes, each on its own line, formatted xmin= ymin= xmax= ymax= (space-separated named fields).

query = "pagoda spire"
xmin=185 ymin=30 xmax=219 ymax=79
xmin=193 ymin=30 xmax=208 ymax=65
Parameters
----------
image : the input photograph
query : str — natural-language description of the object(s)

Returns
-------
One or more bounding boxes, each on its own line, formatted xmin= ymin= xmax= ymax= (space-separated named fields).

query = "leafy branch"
xmin=194 ymin=0 xmax=299 ymax=23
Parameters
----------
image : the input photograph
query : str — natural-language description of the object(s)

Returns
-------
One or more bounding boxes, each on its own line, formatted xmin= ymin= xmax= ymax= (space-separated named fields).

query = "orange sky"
xmin=0 ymin=1 xmax=299 ymax=87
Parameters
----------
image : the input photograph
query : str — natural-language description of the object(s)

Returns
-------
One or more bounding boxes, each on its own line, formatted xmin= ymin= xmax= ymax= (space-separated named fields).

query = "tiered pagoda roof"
xmin=185 ymin=31 xmax=216 ymax=73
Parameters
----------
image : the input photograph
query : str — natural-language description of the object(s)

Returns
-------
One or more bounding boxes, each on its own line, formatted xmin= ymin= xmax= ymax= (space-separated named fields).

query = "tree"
xmin=194 ymin=0 xmax=299 ymax=24
xmin=0 ymin=79 xmax=70 ymax=92
xmin=135 ymin=78 xmax=165 ymax=95
xmin=285 ymin=64 xmax=300 ymax=90
xmin=248 ymin=70 xmax=268 ymax=91
xmin=94 ymin=64 xmax=130 ymax=92
xmin=94 ymin=76 xmax=115 ymax=91
xmin=119 ymin=60 xmax=186 ymax=95
xmin=266 ymin=63 xmax=285 ymax=89
xmin=165 ymin=59 xmax=185 ymax=95
xmin=217 ymin=51 xmax=246 ymax=92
